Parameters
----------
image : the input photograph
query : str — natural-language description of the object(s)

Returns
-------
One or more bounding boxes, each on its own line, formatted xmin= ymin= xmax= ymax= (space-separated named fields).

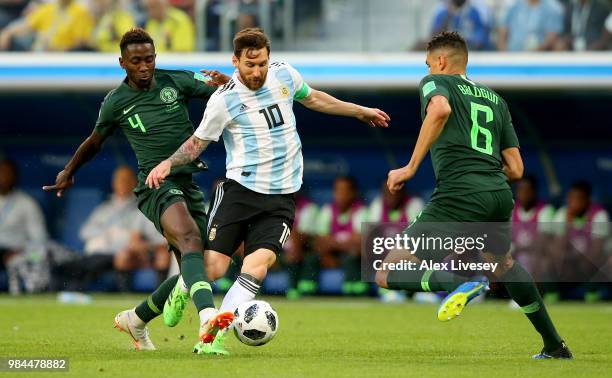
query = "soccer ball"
xmin=233 ymin=300 xmax=278 ymax=346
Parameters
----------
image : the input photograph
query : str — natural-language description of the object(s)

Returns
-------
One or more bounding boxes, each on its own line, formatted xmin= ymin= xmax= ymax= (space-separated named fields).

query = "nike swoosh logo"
xmin=123 ymin=105 xmax=136 ymax=115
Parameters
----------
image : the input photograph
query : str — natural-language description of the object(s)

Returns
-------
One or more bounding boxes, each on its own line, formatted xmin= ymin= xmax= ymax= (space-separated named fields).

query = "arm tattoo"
xmin=167 ymin=136 xmax=209 ymax=167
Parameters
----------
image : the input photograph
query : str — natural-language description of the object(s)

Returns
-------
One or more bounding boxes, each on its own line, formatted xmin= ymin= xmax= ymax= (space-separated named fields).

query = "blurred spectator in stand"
xmin=0 ymin=160 xmax=48 ymax=294
xmin=141 ymin=0 xmax=195 ymax=52
xmin=204 ymin=0 xmax=222 ymax=51
xmin=315 ymin=176 xmax=368 ymax=296
xmin=368 ymin=181 xmax=424 ymax=302
xmin=284 ymin=189 xmax=319 ymax=300
xmin=431 ymin=0 xmax=493 ymax=50
xmin=556 ymin=0 xmax=612 ymax=51
xmin=0 ymin=0 xmax=28 ymax=30
xmin=54 ymin=166 xmax=168 ymax=292
xmin=497 ymin=0 xmax=564 ymax=51
xmin=89 ymin=0 xmax=136 ymax=52
xmin=237 ymin=0 xmax=259 ymax=31
xmin=0 ymin=0 xmax=94 ymax=51
xmin=551 ymin=181 xmax=609 ymax=302
xmin=169 ymin=0 xmax=195 ymax=18
xmin=511 ymin=176 xmax=556 ymax=280
xmin=607 ymin=12 xmax=612 ymax=43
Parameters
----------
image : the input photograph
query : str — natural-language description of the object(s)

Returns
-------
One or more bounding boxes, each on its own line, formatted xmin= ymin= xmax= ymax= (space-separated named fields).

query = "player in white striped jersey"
xmin=146 ymin=28 xmax=390 ymax=355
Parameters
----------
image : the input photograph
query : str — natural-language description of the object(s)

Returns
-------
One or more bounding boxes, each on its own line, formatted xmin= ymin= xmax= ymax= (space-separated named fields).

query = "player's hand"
xmin=146 ymin=160 xmax=172 ymax=189
xmin=387 ymin=166 xmax=415 ymax=194
xmin=201 ymin=69 xmax=231 ymax=87
xmin=357 ymin=107 xmax=390 ymax=128
xmin=42 ymin=169 xmax=75 ymax=197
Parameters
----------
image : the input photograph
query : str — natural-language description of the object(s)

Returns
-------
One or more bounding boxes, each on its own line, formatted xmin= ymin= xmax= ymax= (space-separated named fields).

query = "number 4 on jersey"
xmin=128 ymin=114 xmax=146 ymax=133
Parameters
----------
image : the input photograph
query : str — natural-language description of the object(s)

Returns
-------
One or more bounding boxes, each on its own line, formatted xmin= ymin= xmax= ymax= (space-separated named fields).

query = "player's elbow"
xmin=506 ymin=162 xmax=524 ymax=182
xmin=429 ymin=100 xmax=452 ymax=121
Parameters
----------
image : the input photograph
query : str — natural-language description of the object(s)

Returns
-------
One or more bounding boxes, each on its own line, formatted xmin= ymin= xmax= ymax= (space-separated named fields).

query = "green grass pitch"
xmin=1 ymin=295 xmax=611 ymax=377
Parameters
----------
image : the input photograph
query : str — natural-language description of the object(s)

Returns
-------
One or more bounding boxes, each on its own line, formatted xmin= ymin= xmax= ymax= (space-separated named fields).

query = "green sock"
xmin=135 ymin=274 xmax=179 ymax=323
xmin=181 ymin=252 xmax=214 ymax=312
xmin=286 ymin=262 xmax=301 ymax=290
xmin=387 ymin=268 xmax=467 ymax=292
xmin=501 ymin=263 xmax=562 ymax=351
xmin=342 ymin=255 xmax=361 ymax=282
xmin=301 ymin=253 xmax=320 ymax=282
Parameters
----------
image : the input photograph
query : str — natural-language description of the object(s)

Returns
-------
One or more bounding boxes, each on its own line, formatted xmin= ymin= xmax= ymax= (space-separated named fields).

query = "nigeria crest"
xmin=160 ymin=87 xmax=178 ymax=103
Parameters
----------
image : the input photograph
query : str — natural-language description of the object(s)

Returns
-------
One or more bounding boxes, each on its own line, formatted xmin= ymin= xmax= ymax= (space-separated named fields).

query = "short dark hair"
xmin=570 ymin=181 xmax=592 ymax=198
xmin=233 ymin=28 xmax=270 ymax=58
xmin=427 ymin=31 xmax=468 ymax=57
xmin=120 ymin=28 xmax=154 ymax=53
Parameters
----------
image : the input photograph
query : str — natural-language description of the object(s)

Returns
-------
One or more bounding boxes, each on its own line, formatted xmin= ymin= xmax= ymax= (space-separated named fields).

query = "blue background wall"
xmin=1 ymin=89 xmax=611 ymax=251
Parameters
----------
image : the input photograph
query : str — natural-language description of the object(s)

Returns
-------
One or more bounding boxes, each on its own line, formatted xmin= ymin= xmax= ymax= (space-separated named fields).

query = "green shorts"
xmin=134 ymin=173 xmax=208 ymax=251
xmin=404 ymin=189 xmax=514 ymax=256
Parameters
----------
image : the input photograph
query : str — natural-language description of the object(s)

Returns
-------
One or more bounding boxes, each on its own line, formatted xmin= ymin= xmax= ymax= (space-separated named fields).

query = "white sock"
xmin=178 ymin=275 xmax=189 ymax=293
xmin=219 ymin=273 xmax=261 ymax=313
xmin=199 ymin=307 xmax=217 ymax=325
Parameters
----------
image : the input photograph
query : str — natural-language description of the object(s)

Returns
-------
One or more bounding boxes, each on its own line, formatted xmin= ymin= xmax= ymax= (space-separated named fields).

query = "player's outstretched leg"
xmin=114 ymin=274 xmax=180 ymax=350
xmin=161 ymin=202 xmax=225 ymax=345
xmin=483 ymin=252 xmax=572 ymax=359
xmin=375 ymin=250 xmax=470 ymax=295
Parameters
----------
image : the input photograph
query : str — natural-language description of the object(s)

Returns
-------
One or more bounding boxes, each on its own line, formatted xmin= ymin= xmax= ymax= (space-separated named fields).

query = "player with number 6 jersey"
xmin=377 ymin=31 xmax=571 ymax=360
xmin=418 ymin=72 xmax=518 ymax=200
xmin=146 ymin=27 xmax=390 ymax=355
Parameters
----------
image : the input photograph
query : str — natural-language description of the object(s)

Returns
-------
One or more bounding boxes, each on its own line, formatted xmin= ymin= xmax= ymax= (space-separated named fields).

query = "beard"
xmin=239 ymin=71 xmax=266 ymax=90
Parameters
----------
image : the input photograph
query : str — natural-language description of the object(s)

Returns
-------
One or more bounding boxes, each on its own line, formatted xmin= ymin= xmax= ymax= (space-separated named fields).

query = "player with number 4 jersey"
xmin=146 ymin=27 xmax=390 ymax=355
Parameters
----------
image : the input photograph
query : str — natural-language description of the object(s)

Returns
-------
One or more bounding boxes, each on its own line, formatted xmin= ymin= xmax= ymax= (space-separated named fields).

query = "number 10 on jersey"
xmin=259 ymin=105 xmax=285 ymax=129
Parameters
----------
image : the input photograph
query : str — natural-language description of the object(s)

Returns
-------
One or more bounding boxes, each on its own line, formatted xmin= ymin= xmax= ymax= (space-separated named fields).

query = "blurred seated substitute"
xmin=315 ymin=176 xmax=368 ymax=296
xmin=497 ymin=0 xmax=564 ymax=51
xmin=55 ymin=166 xmax=168 ymax=292
xmin=551 ymin=181 xmax=609 ymax=302
xmin=284 ymin=189 xmax=319 ymax=299
xmin=511 ymin=175 xmax=556 ymax=281
xmin=141 ymin=0 xmax=195 ymax=52
xmin=0 ymin=0 xmax=94 ymax=51
xmin=90 ymin=0 xmax=136 ymax=52
xmin=557 ymin=0 xmax=612 ymax=51
xmin=369 ymin=180 xmax=424 ymax=302
xmin=0 ymin=160 xmax=48 ymax=295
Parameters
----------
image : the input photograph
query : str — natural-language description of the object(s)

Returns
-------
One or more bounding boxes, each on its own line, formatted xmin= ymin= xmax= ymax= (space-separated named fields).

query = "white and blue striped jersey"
xmin=195 ymin=61 xmax=312 ymax=195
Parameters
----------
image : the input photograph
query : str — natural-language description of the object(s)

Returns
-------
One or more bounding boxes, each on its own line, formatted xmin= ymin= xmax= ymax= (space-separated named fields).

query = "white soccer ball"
xmin=233 ymin=300 xmax=278 ymax=346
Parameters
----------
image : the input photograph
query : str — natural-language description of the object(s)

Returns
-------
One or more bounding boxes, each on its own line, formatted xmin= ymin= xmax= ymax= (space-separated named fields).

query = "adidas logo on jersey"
xmin=239 ymin=103 xmax=249 ymax=113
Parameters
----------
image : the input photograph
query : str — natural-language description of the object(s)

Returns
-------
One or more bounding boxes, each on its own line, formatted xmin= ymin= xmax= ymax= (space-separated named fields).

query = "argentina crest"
xmin=209 ymin=226 xmax=217 ymax=241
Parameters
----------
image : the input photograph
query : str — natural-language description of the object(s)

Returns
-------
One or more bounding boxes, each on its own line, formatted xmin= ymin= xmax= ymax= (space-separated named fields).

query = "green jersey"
xmin=418 ymin=74 xmax=519 ymax=200
xmin=95 ymin=69 xmax=216 ymax=177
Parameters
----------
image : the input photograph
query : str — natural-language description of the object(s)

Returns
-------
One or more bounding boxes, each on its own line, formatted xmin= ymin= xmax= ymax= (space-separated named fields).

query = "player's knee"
xmin=375 ymin=269 xmax=389 ymax=289
xmin=482 ymin=252 xmax=514 ymax=277
xmin=172 ymin=228 xmax=202 ymax=253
